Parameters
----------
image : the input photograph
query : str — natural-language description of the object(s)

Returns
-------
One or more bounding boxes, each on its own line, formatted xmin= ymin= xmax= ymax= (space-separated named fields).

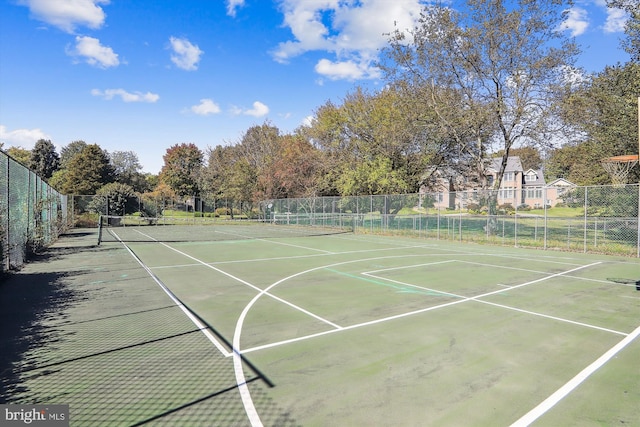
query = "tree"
xmin=6 ymin=147 xmax=31 ymax=165
xmin=606 ymin=0 xmax=640 ymax=62
xmin=236 ymin=122 xmax=281 ymax=202
xmin=110 ymin=150 xmax=149 ymax=192
xmin=557 ymin=62 xmax=640 ymax=184
xmin=29 ymin=139 xmax=60 ymax=180
xmin=379 ymin=0 xmax=579 ymax=191
xmin=89 ymin=182 xmax=136 ymax=216
xmin=142 ymin=181 xmax=176 ymax=217
xmin=226 ymin=156 xmax=257 ymax=215
xmin=200 ymin=144 xmax=233 ymax=206
xmin=306 ymin=87 xmax=432 ymax=198
xmin=60 ymin=140 xmax=88 ymax=168
xmin=493 ymin=146 xmax=543 ymax=171
xmin=546 ymin=143 xmax=610 ymax=185
xmin=59 ymin=144 xmax=114 ymax=194
xmin=272 ymin=134 xmax=323 ymax=198
xmin=159 ymin=143 xmax=203 ymax=197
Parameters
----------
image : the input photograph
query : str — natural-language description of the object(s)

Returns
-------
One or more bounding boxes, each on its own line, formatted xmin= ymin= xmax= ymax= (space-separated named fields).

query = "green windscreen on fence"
xmin=0 ymin=150 xmax=69 ymax=272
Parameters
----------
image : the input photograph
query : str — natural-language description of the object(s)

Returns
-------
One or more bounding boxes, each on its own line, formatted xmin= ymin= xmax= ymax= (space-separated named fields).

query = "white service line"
xmin=134 ymin=229 xmax=340 ymax=329
xmin=510 ymin=324 xmax=640 ymax=427
xmin=364 ymin=262 xmax=619 ymax=335
xmin=110 ymin=230 xmax=231 ymax=356
xmin=363 ymin=259 xmax=457 ymax=274
xmin=214 ymin=229 xmax=335 ymax=254
xmin=477 ymin=299 xmax=628 ymax=336
xmin=239 ymin=260 xmax=604 ymax=355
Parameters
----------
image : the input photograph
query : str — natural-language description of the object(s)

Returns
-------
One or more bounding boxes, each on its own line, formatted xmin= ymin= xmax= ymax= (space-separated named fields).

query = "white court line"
xmin=363 ymin=259 xmax=457 ymax=274
xmin=364 ymin=262 xmax=602 ymax=303
xmin=477 ymin=299 xmax=627 ymax=336
xmin=125 ymin=229 xmax=266 ymax=427
xmin=213 ymin=229 xmax=335 ymax=254
xmin=109 ymin=230 xmax=231 ymax=356
xmin=240 ymin=261 xmax=603 ymax=355
xmin=150 ymin=243 xmax=451 ymax=269
xmin=363 ymin=262 xmax=622 ymax=336
xmin=145 ymin=244 xmax=440 ymax=270
xmin=511 ymin=324 xmax=640 ymax=427
xmin=133 ymin=229 xmax=341 ymax=330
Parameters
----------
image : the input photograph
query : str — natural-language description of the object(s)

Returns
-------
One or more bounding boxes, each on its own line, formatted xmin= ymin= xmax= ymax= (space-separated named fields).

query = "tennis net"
xmin=97 ymin=214 xmax=354 ymax=244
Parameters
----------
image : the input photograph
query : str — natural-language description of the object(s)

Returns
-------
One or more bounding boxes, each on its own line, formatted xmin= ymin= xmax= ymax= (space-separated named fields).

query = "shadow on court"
xmin=0 ymin=229 xmax=297 ymax=426
xmin=607 ymin=277 xmax=640 ymax=291
xmin=0 ymin=270 xmax=76 ymax=402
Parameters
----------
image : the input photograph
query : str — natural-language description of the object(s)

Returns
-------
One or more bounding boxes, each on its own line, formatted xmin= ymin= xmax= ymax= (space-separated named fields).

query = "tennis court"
xmin=3 ymin=221 xmax=639 ymax=426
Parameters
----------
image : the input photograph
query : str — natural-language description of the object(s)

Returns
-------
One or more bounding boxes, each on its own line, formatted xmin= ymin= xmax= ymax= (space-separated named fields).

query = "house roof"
xmin=487 ymin=156 xmax=523 ymax=172
xmin=523 ymin=168 xmax=545 ymax=186
xmin=546 ymin=177 xmax=576 ymax=187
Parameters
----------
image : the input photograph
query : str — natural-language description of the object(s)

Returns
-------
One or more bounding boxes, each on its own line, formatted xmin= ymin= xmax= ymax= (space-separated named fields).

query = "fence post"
xmin=543 ymin=187 xmax=548 ymax=250
xmin=514 ymin=206 xmax=518 ymax=247
xmin=584 ymin=186 xmax=588 ymax=253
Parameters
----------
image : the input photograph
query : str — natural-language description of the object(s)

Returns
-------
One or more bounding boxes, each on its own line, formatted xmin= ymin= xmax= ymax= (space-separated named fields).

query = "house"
xmin=487 ymin=157 xmax=525 ymax=207
xmin=422 ymin=156 xmax=576 ymax=210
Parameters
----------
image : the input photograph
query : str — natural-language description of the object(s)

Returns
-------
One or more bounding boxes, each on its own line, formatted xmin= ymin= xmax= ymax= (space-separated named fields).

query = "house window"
xmin=503 ymin=171 xmax=514 ymax=182
xmin=501 ymin=188 xmax=514 ymax=199
xmin=525 ymin=172 xmax=537 ymax=182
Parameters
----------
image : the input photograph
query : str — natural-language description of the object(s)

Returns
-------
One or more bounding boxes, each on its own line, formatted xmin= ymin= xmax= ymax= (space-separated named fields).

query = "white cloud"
xmin=301 ymin=115 xmax=315 ymax=127
xmin=271 ymin=0 xmax=425 ymax=80
xmin=0 ymin=125 xmax=51 ymax=149
xmin=315 ymin=58 xmax=380 ymax=81
xmin=226 ymin=0 xmax=246 ymax=17
xmin=68 ymin=36 xmax=119 ymax=68
xmin=191 ymin=99 xmax=221 ymax=115
xmin=91 ymin=88 xmax=159 ymax=103
xmin=560 ymin=7 xmax=589 ymax=36
xmin=168 ymin=36 xmax=203 ymax=71
xmin=19 ymin=0 xmax=109 ymax=33
xmin=244 ymin=101 xmax=270 ymax=117
xmin=231 ymin=101 xmax=270 ymax=117
xmin=603 ymin=8 xmax=627 ymax=33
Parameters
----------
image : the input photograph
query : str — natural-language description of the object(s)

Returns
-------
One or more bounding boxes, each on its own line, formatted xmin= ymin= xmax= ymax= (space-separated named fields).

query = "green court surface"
xmin=1 ymin=225 xmax=639 ymax=426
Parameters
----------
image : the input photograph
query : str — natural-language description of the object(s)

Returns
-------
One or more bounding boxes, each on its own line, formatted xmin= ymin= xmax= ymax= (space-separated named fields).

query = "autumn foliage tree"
xmin=159 ymin=143 xmax=203 ymax=197
xmin=272 ymin=134 xmax=322 ymax=198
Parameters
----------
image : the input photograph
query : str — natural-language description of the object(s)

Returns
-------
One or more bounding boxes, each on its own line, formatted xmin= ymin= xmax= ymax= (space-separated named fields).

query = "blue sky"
xmin=0 ymin=0 xmax=631 ymax=174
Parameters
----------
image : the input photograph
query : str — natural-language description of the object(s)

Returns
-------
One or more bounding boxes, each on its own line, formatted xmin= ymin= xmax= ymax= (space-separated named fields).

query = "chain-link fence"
xmin=68 ymin=194 xmax=253 ymax=227
xmin=261 ymin=185 xmax=640 ymax=257
xmin=0 ymin=151 xmax=70 ymax=272
xmin=65 ymin=183 xmax=639 ymax=257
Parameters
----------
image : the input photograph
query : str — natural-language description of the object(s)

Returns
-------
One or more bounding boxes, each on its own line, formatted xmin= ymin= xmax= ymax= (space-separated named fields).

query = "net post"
xmin=97 ymin=214 xmax=103 ymax=245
